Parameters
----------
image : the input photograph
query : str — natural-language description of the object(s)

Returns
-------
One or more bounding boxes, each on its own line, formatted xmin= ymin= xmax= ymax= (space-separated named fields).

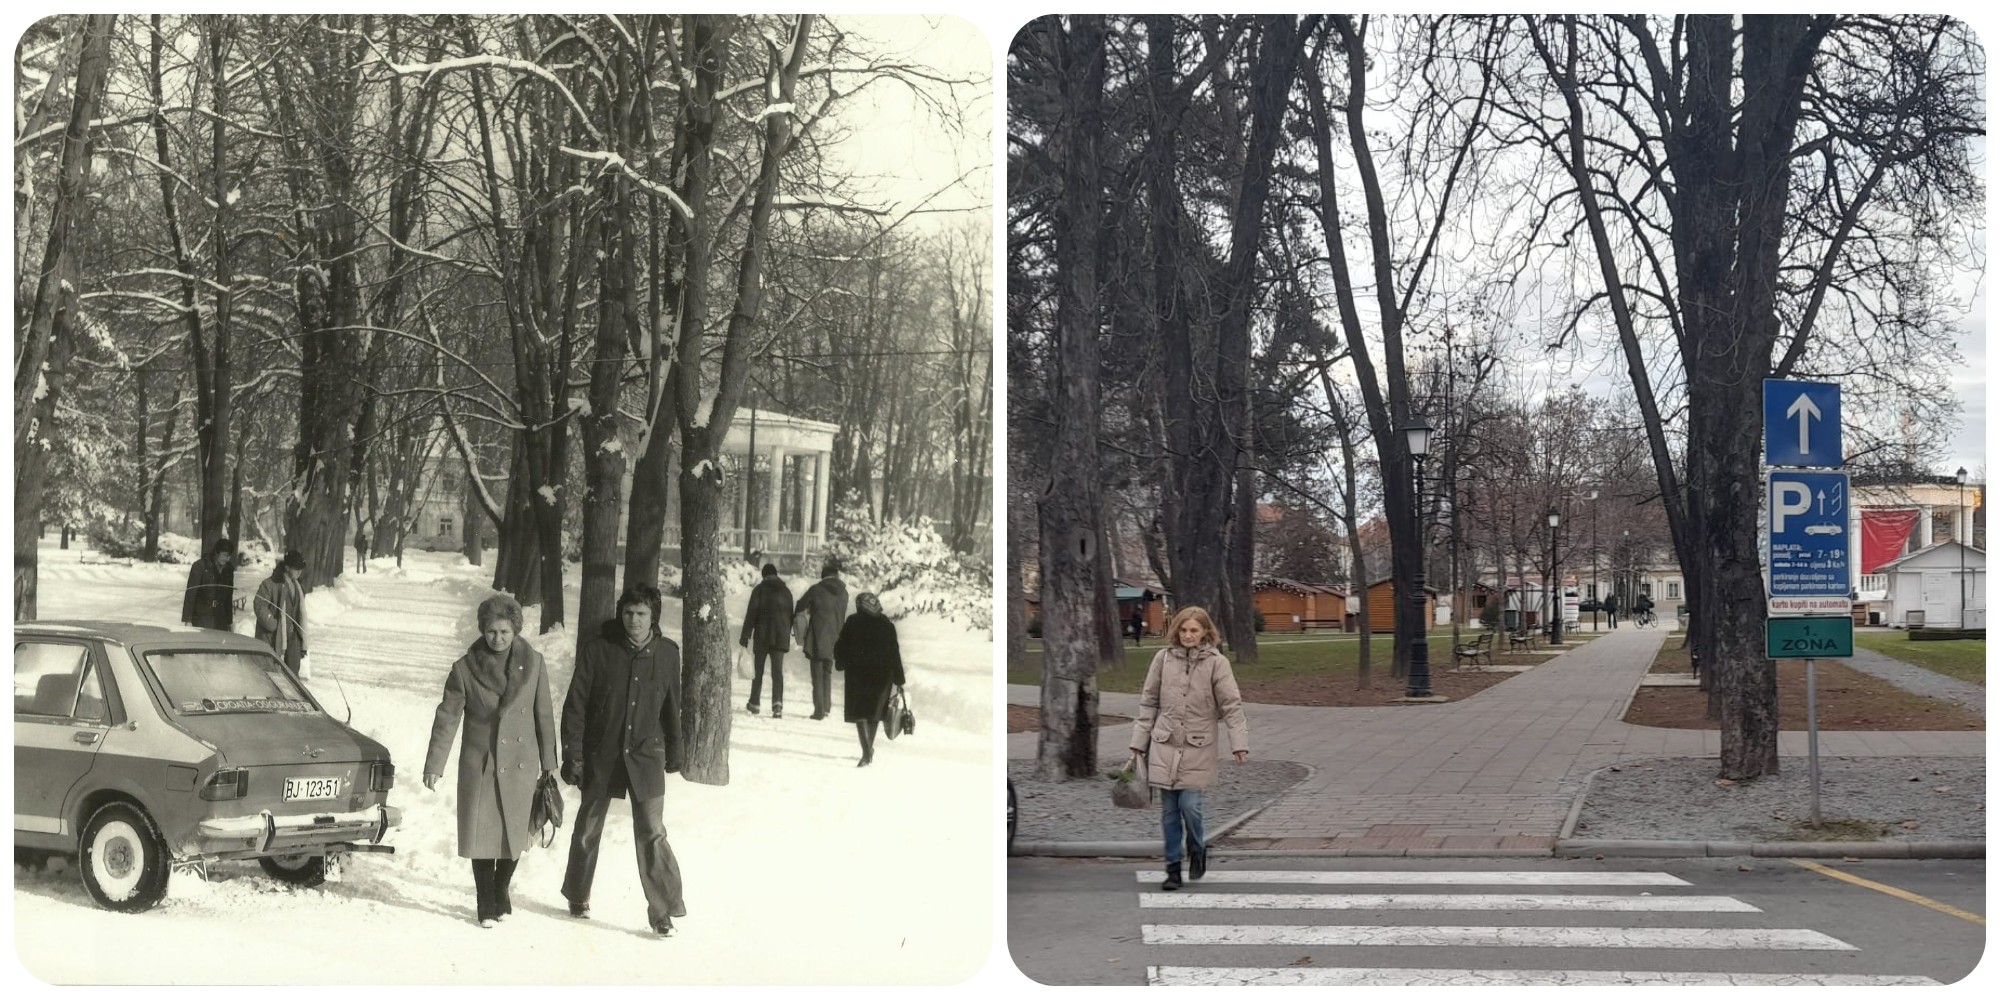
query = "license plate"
xmin=284 ymin=776 xmax=341 ymax=801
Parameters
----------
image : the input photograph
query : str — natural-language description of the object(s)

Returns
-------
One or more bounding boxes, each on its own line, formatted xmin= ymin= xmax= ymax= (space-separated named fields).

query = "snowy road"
xmin=15 ymin=545 xmax=995 ymax=985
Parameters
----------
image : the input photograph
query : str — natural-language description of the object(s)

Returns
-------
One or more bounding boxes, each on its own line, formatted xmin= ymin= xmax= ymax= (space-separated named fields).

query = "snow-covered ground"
xmin=12 ymin=541 xmax=994 ymax=985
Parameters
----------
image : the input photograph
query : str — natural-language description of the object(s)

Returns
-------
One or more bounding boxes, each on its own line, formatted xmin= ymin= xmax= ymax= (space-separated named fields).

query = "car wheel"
xmin=80 ymin=802 xmax=171 ymax=912
xmin=258 ymin=853 xmax=329 ymax=887
xmin=1007 ymin=780 xmax=1018 ymax=853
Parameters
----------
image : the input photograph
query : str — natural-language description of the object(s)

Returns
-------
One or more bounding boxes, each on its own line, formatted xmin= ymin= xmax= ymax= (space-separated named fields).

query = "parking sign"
xmin=1766 ymin=470 xmax=1850 ymax=601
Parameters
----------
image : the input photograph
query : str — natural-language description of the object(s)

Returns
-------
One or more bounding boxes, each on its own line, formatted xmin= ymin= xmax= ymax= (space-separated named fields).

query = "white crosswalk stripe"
xmin=1135 ymin=869 xmax=1690 ymax=886
xmin=1132 ymin=867 xmax=1931 ymax=987
xmin=1148 ymin=967 xmax=1944 ymax=987
xmin=1140 ymin=892 xmax=1760 ymax=912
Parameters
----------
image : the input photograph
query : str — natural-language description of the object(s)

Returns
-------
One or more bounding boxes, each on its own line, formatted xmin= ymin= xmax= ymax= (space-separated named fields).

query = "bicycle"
xmin=1635 ymin=608 xmax=1657 ymax=628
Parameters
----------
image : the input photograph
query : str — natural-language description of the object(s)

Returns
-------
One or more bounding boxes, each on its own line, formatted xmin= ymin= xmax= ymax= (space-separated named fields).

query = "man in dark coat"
xmin=181 ymin=538 xmax=237 ymax=630
xmin=1603 ymin=593 xmax=1619 ymax=629
xmin=793 ymin=560 xmax=848 ymax=721
xmin=560 ymin=584 xmax=686 ymax=937
xmin=739 ymin=563 xmax=794 ymax=717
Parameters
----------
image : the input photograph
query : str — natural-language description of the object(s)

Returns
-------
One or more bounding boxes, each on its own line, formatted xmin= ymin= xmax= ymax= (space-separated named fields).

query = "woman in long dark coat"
xmin=833 ymin=591 xmax=905 ymax=767
xmin=425 ymin=594 xmax=560 ymax=927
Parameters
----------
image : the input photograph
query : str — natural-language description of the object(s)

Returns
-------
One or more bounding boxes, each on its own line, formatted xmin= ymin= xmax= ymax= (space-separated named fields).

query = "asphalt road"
xmin=1007 ymin=855 xmax=1986 ymax=986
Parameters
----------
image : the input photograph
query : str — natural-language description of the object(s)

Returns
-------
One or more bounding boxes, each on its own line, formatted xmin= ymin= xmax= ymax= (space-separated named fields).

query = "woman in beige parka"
xmin=1128 ymin=605 xmax=1248 ymax=890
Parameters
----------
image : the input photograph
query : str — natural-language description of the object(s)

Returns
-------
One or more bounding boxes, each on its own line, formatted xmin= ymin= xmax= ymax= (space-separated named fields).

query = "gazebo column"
xmin=1918 ymin=505 xmax=1935 ymax=549
xmin=764 ymin=445 xmax=785 ymax=550
xmin=813 ymin=450 xmax=831 ymax=539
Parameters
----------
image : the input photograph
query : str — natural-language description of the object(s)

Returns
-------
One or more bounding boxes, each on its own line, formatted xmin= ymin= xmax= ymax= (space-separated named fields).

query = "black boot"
xmin=493 ymin=858 xmax=517 ymax=919
xmin=1189 ymin=843 xmax=1207 ymax=881
xmin=1162 ymin=862 xmax=1183 ymax=891
xmin=471 ymin=860 xmax=495 ymax=926
xmin=857 ymin=722 xmax=874 ymax=766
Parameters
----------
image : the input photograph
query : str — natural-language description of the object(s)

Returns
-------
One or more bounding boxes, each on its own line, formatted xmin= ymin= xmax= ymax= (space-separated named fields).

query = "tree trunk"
xmin=676 ymin=462 xmax=731 ymax=785
xmin=12 ymin=13 xmax=116 ymax=620
xmin=1035 ymin=14 xmax=1109 ymax=782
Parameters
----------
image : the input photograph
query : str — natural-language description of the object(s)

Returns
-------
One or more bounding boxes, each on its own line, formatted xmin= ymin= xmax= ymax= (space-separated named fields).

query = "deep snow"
xmin=10 ymin=542 xmax=994 ymax=985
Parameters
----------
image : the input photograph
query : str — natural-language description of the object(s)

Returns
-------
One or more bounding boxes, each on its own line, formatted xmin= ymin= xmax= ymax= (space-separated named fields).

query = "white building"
xmin=1868 ymin=540 xmax=1985 ymax=629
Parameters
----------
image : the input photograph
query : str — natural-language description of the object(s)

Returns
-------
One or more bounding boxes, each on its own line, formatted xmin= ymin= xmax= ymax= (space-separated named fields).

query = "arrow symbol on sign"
xmin=1817 ymin=490 xmax=1826 ymax=515
xmin=1786 ymin=393 xmax=1822 ymax=457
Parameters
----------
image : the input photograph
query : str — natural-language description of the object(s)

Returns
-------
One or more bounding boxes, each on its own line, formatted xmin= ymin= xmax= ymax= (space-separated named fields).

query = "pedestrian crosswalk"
xmin=1130 ymin=868 xmax=1944 ymax=987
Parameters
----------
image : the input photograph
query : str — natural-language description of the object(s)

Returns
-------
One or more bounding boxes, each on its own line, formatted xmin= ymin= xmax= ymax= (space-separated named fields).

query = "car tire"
xmin=258 ymin=853 xmax=330 ymax=888
xmin=1007 ymin=780 xmax=1018 ymax=853
xmin=80 ymin=802 xmax=171 ymax=913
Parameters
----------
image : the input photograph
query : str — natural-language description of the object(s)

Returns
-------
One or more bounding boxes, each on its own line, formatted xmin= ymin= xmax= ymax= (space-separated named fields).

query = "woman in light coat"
xmin=425 ymin=594 xmax=560 ymax=927
xmin=1128 ymin=605 xmax=1248 ymax=891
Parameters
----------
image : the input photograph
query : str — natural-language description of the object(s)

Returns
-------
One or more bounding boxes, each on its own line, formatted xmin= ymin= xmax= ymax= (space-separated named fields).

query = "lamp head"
xmin=1957 ymin=467 xmax=1968 ymax=485
xmin=1402 ymin=415 xmax=1434 ymax=458
xmin=1548 ymin=507 xmax=1561 ymax=528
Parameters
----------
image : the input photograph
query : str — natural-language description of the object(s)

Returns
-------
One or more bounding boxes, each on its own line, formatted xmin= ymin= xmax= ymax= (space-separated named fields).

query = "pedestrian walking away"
xmin=740 ymin=562 xmax=795 ymax=718
xmin=559 ymin=584 xmax=687 ymax=937
xmin=1130 ymin=604 xmax=1146 ymax=645
xmin=793 ymin=560 xmax=849 ymax=721
xmin=254 ymin=551 xmax=309 ymax=675
xmin=834 ymin=591 xmax=906 ymax=767
xmin=423 ymin=594 xmax=559 ymax=928
xmin=182 ymin=537 xmax=238 ymax=631
xmin=1128 ymin=605 xmax=1249 ymax=892
xmin=1603 ymin=592 xmax=1619 ymax=629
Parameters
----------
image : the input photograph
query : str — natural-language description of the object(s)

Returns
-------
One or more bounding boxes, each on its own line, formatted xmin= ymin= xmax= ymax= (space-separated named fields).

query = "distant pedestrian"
xmin=1129 ymin=604 xmax=1146 ymax=645
xmin=182 ymin=538 xmax=237 ymax=631
xmin=423 ymin=594 xmax=559 ymax=928
xmin=1129 ymin=605 xmax=1249 ymax=892
xmin=355 ymin=522 xmax=371 ymax=574
xmin=560 ymin=584 xmax=686 ymax=937
xmin=255 ymin=551 xmax=308 ymax=674
xmin=793 ymin=560 xmax=849 ymax=721
xmin=834 ymin=591 xmax=905 ymax=767
xmin=740 ymin=563 xmax=795 ymax=718
xmin=1603 ymin=593 xmax=1619 ymax=629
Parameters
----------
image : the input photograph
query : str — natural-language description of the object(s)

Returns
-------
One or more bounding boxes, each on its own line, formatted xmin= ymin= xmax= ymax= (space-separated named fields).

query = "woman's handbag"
xmin=1110 ymin=751 xmax=1152 ymax=809
xmin=530 ymin=772 xmax=565 ymax=848
xmin=883 ymin=685 xmax=915 ymax=740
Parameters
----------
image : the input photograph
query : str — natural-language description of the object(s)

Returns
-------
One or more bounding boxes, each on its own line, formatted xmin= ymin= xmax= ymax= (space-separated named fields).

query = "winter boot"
xmin=745 ymin=700 xmax=760 ymax=715
xmin=1189 ymin=844 xmax=1207 ymax=881
xmin=1161 ymin=862 xmax=1184 ymax=891
xmin=773 ymin=703 xmax=783 ymax=720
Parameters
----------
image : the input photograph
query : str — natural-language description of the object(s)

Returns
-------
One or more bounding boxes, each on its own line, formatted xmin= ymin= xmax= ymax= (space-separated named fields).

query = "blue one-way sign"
xmin=1767 ymin=470 xmax=1851 ymax=600
xmin=1764 ymin=379 xmax=1842 ymax=467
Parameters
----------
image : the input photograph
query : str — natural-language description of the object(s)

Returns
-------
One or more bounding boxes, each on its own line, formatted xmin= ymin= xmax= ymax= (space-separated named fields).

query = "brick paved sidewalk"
xmin=1006 ymin=628 xmax=1983 ymax=852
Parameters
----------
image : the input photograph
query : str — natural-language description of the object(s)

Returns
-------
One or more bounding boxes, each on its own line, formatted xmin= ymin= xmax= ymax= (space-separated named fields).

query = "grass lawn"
xmin=1008 ymin=627 xmax=1576 ymax=706
xmin=1628 ymin=639 xmax=1982 ymax=731
xmin=1852 ymin=631 xmax=1986 ymax=686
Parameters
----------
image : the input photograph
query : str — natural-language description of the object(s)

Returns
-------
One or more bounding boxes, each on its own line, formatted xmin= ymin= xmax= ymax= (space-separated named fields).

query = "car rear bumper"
xmin=194 ymin=804 xmax=400 ymax=856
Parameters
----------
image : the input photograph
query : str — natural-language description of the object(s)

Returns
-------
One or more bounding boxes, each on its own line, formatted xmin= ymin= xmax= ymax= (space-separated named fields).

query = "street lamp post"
xmin=1957 ymin=467 xmax=1969 ymax=627
xmin=1588 ymin=489 xmax=1600 ymax=631
xmin=1547 ymin=506 xmax=1564 ymax=645
xmin=1404 ymin=416 xmax=1434 ymax=698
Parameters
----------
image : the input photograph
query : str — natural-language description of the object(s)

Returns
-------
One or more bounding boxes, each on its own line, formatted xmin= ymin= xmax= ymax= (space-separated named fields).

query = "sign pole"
xmin=1806 ymin=657 xmax=1821 ymax=828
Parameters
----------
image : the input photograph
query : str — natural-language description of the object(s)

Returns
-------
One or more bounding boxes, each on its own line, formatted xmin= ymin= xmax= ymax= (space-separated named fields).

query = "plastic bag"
xmin=1110 ymin=753 xmax=1152 ymax=809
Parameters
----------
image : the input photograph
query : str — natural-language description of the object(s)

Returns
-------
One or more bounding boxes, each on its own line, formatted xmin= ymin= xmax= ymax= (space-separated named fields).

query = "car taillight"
xmin=370 ymin=762 xmax=396 ymax=792
xmin=200 ymin=768 xmax=249 ymax=800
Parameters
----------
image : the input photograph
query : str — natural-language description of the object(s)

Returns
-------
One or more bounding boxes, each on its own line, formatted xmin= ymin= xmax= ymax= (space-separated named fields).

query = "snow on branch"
xmin=358 ymin=39 xmax=603 ymax=147
xmin=558 ymin=146 xmax=693 ymax=219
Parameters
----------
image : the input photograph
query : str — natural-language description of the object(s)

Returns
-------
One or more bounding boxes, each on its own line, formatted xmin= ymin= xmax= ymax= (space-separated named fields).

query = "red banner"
xmin=1861 ymin=508 xmax=1921 ymax=574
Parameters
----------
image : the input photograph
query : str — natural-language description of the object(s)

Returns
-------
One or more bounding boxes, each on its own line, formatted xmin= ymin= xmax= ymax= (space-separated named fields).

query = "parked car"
xmin=14 ymin=621 xmax=400 ymax=912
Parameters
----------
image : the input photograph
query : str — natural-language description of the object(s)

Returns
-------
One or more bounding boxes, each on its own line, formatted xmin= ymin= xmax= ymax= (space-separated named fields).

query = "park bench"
xmin=1506 ymin=630 xmax=1538 ymax=653
xmin=1452 ymin=631 xmax=1494 ymax=670
xmin=1300 ymin=618 xmax=1344 ymax=632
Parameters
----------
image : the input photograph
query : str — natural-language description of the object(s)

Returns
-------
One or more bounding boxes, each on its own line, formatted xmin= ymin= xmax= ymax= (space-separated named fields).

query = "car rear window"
xmin=144 ymin=651 xmax=317 ymax=715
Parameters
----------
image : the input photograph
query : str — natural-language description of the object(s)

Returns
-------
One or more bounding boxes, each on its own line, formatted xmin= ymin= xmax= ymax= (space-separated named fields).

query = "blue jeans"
xmin=1161 ymin=789 xmax=1206 ymax=864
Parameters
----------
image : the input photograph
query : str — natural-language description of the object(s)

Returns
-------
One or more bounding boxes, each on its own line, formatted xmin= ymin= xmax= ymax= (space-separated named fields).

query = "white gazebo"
xmin=1876 ymin=540 xmax=1985 ymax=629
xmin=658 ymin=406 xmax=840 ymax=572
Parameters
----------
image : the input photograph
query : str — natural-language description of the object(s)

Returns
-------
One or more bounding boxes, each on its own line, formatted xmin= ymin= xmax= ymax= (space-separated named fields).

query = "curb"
xmin=1556 ymin=839 xmax=1984 ymax=859
xmin=1010 ymin=804 xmax=1271 ymax=858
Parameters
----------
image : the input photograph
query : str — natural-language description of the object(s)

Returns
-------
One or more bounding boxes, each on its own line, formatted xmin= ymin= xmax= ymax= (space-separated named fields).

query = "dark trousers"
xmin=472 ymin=858 xmax=518 ymax=921
xmin=809 ymin=658 xmax=833 ymax=717
xmin=562 ymin=766 xmax=686 ymax=928
xmin=748 ymin=649 xmax=784 ymax=709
